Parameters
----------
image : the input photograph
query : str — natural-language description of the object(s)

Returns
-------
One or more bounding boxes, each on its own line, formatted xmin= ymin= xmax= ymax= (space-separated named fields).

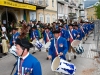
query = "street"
xmin=0 ymin=34 xmax=100 ymax=75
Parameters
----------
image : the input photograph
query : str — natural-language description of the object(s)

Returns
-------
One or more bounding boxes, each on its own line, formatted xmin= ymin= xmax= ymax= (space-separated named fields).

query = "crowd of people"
xmin=0 ymin=20 xmax=94 ymax=75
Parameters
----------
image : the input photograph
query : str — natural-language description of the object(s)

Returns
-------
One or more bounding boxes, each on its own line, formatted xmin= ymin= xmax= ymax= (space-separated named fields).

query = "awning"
xmin=0 ymin=0 xmax=36 ymax=10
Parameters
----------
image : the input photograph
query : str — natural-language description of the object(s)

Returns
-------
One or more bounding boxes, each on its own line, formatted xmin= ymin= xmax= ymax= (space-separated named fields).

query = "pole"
xmin=6 ymin=7 xmax=8 ymax=27
xmin=57 ymin=0 xmax=58 ymax=21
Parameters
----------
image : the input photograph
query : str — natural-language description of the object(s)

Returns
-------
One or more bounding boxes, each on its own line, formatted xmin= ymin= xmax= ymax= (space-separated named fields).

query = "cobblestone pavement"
xmin=0 ymin=34 xmax=100 ymax=75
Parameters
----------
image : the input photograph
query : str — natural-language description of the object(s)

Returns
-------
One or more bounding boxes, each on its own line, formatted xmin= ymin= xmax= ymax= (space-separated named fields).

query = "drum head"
xmin=39 ymin=38 xmax=43 ymax=43
xmin=32 ymin=39 xmax=37 ymax=44
xmin=71 ymin=40 xmax=80 ymax=47
xmin=45 ymin=42 xmax=51 ymax=49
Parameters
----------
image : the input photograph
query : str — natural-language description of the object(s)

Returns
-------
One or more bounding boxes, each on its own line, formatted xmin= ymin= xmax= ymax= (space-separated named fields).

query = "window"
xmin=52 ymin=0 xmax=54 ymax=7
xmin=46 ymin=14 xmax=50 ymax=23
xmin=46 ymin=0 xmax=49 ymax=6
xmin=52 ymin=15 xmax=56 ymax=22
xmin=39 ymin=14 xmax=44 ymax=23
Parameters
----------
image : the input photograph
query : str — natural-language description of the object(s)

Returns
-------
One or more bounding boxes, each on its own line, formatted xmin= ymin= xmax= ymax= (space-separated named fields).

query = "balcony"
xmin=58 ymin=0 xmax=69 ymax=4
xmin=14 ymin=0 xmax=47 ymax=9
xmin=68 ymin=2 xmax=76 ymax=8
xmin=79 ymin=8 xmax=84 ymax=11
xmin=68 ymin=13 xmax=77 ymax=19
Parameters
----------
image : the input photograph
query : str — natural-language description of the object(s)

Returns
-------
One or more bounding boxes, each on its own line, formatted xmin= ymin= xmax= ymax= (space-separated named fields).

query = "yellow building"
xmin=0 ymin=0 xmax=48 ymax=28
xmin=85 ymin=5 xmax=97 ymax=21
xmin=36 ymin=0 xmax=57 ymax=23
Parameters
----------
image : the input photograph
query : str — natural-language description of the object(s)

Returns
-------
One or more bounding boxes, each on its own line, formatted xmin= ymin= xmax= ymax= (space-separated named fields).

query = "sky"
xmin=84 ymin=0 xmax=98 ymax=8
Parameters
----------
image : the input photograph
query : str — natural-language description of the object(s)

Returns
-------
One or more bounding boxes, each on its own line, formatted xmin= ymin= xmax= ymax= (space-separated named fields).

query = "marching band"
xmin=0 ymin=20 xmax=94 ymax=75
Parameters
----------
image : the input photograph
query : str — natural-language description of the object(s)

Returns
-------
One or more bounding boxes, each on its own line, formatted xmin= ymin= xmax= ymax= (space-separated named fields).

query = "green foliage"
xmin=94 ymin=1 xmax=100 ymax=19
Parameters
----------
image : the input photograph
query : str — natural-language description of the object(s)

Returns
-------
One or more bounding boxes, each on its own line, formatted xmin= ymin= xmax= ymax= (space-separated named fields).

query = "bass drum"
xmin=51 ymin=56 xmax=76 ymax=75
xmin=9 ymin=45 xmax=18 ymax=56
xmin=71 ymin=40 xmax=80 ymax=47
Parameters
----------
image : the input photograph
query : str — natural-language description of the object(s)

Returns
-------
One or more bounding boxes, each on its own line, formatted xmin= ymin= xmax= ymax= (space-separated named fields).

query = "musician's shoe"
xmin=32 ymin=52 xmax=36 ymax=54
xmin=83 ymin=42 xmax=85 ymax=44
xmin=3 ymin=53 xmax=7 ymax=56
xmin=46 ymin=57 xmax=49 ymax=60
xmin=74 ymin=55 xmax=77 ymax=59
xmin=46 ymin=50 xmax=48 ymax=52
xmin=68 ymin=60 xmax=71 ymax=62
xmin=39 ymin=49 xmax=41 ymax=52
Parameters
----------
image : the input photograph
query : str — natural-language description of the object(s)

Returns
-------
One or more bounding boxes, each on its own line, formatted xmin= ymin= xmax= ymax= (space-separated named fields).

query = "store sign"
xmin=0 ymin=0 xmax=36 ymax=10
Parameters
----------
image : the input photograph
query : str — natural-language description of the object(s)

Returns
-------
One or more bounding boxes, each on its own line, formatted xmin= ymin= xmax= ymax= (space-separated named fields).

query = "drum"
xmin=51 ymin=56 xmax=76 ymax=75
xmin=34 ymin=40 xmax=43 ymax=50
xmin=31 ymin=39 xmax=37 ymax=45
xmin=71 ymin=40 xmax=80 ymax=47
xmin=45 ymin=42 xmax=51 ymax=49
xmin=73 ymin=44 xmax=84 ymax=54
xmin=39 ymin=38 xmax=43 ymax=43
xmin=9 ymin=45 xmax=18 ymax=56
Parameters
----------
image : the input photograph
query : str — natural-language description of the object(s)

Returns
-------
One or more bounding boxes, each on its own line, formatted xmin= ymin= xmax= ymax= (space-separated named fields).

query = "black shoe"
xmin=74 ymin=55 xmax=77 ymax=59
xmin=68 ymin=60 xmax=71 ymax=62
xmin=0 ymin=56 xmax=2 ymax=58
xmin=39 ymin=49 xmax=41 ymax=52
xmin=83 ymin=42 xmax=85 ymax=44
xmin=3 ymin=53 xmax=7 ymax=56
xmin=46 ymin=57 xmax=49 ymax=60
xmin=32 ymin=52 xmax=36 ymax=54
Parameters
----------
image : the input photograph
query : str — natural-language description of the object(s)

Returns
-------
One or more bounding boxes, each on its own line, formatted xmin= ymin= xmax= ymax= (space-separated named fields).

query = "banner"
xmin=0 ymin=0 xmax=36 ymax=10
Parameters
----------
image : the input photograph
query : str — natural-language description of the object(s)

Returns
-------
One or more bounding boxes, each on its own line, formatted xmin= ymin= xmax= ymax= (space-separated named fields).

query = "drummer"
xmin=74 ymin=25 xmax=82 ymax=41
xmin=30 ymin=26 xmax=40 ymax=41
xmin=48 ymin=29 xmax=68 ymax=61
xmin=14 ymin=38 xmax=42 ymax=75
xmin=30 ymin=26 xmax=40 ymax=53
xmin=43 ymin=26 xmax=54 ymax=60
xmin=67 ymin=24 xmax=79 ymax=62
xmin=43 ymin=26 xmax=53 ymax=44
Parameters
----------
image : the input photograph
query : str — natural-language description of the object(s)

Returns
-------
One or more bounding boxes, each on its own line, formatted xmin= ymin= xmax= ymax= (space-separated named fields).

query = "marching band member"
xmin=48 ymin=29 xmax=68 ymax=61
xmin=10 ymin=28 xmax=20 ymax=46
xmin=67 ymin=24 xmax=79 ymax=62
xmin=74 ymin=25 xmax=82 ymax=41
xmin=43 ymin=27 xmax=53 ymax=43
xmin=59 ymin=26 xmax=66 ymax=38
xmin=30 ymin=26 xmax=40 ymax=53
xmin=43 ymin=27 xmax=54 ymax=60
xmin=14 ymin=38 xmax=42 ymax=75
xmin=30 ymin=26 xmax=40 ymax=41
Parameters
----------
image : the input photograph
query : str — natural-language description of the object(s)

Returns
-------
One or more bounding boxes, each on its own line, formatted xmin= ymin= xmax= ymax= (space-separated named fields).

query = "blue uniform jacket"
xmin=65 ymin=30 xmax=70 ymax=50
xmin=60 ymin=28 xmax=66 ymax=38
xmin=76 ymin=28 xmax=82 ymax=40
xmin=49 ymin=37 xmax=68 ymax=61
xmin=30 ymin=30 xmax=40 ymax=40
xmin=69 ymin=29 xmax=78 ymax=40
xmin=10 ymin=32 xmax=20 ymax=46
xmin=14 ymin=54 xmax=42 ymax=75
xmin=43 ymin=31 xmax=54 ymax=43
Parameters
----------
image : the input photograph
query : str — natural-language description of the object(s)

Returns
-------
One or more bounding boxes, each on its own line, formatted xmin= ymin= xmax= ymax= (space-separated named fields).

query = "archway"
xmin=1 ymin=11 xmax=17 ymax=28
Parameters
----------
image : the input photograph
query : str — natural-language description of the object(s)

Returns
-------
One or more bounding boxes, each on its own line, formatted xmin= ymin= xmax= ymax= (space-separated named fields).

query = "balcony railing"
xmin=68 ymin=2 xmax=76 ymax=8
xmin=68 ymin=13 xmax=77 ymax=19
xmin=58 ymin=0 xmax=69 ymax=4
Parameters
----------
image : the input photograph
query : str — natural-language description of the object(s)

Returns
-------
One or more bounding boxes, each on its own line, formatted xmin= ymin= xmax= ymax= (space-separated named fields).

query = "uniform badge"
xmin=59 ymin=43 xmax=63 ymax=47
xmin=74 ymin=33 xmax=76 ymax=36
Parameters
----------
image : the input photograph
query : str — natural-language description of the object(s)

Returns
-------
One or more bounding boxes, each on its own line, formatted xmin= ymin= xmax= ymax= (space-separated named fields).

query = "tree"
xmin=94 ymin=0 xmax=100 ymax=19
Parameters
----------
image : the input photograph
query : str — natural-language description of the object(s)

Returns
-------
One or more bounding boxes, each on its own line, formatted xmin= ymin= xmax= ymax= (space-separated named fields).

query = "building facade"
xmin=57 ymin=0 xmax=84 ymax=23
xmin=36 ymin=0 xmax=57 ymax=23
xmin=0 ymin=0 xmax=37 ymax=27
xmin=85 ymin=6 xmax=97 ymax=21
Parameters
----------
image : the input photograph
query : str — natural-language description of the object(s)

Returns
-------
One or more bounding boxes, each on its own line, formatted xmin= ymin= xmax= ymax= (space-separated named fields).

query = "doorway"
xmin=1 ymin=11 xmax=17 ymax=27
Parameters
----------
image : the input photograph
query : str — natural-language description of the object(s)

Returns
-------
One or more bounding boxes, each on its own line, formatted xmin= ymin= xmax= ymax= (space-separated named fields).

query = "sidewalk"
xmin=0 ymin=33 xmax=100 ymax=75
